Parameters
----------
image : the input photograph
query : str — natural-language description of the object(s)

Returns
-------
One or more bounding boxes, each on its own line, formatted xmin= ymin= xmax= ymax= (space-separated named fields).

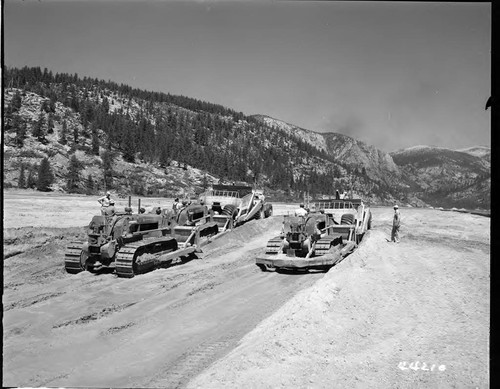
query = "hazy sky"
xmin=4 ymin=1 xmax=491 ymax=152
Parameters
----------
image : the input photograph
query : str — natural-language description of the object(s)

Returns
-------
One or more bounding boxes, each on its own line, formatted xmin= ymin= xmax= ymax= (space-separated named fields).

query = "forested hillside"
xmin=3 ymin=66 xmax=490 ymax=209
xmin=3 ymin=66 xmax=403 ymax=203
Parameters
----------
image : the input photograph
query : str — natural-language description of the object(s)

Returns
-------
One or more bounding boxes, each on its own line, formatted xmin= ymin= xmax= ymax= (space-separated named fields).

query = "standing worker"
xmin=97 ymin=191 xmax=112 ymax=214
xmin=295 ymin=203 xmax=308 ymax=217
xmin=391 ymin=204 xmax=401 ymax=243
xmin=172 ymin=198 xmax=180 ymax=213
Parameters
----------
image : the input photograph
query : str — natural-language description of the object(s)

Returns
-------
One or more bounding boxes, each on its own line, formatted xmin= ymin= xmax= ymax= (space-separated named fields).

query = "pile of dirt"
xmin=188 ymin=208 xmax=489 ymax=388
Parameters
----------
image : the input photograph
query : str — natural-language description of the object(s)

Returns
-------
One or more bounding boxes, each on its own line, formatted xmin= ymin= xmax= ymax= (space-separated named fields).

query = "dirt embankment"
xmin=188 ymin=208 xmax=490 ymax=389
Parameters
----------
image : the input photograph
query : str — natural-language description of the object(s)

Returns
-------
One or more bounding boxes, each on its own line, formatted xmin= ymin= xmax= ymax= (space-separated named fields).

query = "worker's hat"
xmin=106 ymin=191 xmax=111 ymax=196
xmin=394 ymin=204 xmax=399 ymax=209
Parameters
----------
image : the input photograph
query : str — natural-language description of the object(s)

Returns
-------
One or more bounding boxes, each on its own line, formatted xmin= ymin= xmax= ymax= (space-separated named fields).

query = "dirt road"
xmin=3 ymin=216 xmax=324 ymax=388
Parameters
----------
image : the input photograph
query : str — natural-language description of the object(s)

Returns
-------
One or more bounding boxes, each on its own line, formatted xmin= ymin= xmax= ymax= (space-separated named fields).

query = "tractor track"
xmin=3 ymin=217 xmax=327 ymax=388
xmin=142 ymin=338 xmax=233 ymax=389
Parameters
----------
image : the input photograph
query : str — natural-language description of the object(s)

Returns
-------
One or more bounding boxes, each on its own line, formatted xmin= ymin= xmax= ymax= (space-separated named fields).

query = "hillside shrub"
xmin=19 ymin=149 xmax=44 ymax=158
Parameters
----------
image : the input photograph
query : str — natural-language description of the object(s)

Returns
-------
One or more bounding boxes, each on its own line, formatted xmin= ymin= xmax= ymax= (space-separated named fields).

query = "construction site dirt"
xmin=3 ymin=190 xmax=490 ymax=388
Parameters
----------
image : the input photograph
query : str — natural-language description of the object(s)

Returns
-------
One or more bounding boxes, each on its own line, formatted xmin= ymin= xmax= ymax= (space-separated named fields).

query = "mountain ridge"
xmin=2 ymin=66 xmax=490 ymax=209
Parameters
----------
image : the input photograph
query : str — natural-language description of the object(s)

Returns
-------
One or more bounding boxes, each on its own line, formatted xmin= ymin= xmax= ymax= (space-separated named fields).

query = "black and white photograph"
xmin=3 ymin=1 xmax=490 ymax=387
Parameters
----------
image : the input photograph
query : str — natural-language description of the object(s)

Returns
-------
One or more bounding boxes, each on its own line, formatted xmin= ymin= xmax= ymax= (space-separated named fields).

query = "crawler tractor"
xmin=65 ymin=203 xmax=219 ymax=278
xmin=256 ymin=198 xmax=371 ymax=272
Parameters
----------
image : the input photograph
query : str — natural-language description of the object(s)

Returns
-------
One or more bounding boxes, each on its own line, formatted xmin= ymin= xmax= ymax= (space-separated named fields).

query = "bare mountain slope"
xmin=252 ymin=115 xmax=401 ymax=183
xmin=390 ymin=145 xmax=490 ymax=209
xmin=253 ymin=115 xmax=328 ymax=152
xmin=3 ymin=65 xmax=490 ymax=209
xmin=456 ymin=145 xmax=491 ymax=162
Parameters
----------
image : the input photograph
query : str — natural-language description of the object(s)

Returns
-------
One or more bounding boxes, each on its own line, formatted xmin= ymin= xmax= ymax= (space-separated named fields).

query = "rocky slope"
xmin=3 ymin=88 xmax=217 ymax=198
xmin=251 ymin=115 xmax=411 ymax=206
xmin=390 ymin=146 xmax=490 ymax=209
xmin=253 ymin=115 xmax=400 ymax=182
xmin=4 ymin=84 xmax=404 ymax=205
xmin=456 ymin=145 xmax=491 ymax=161
xmin=2 ymin=67 xmax=490 ymax=209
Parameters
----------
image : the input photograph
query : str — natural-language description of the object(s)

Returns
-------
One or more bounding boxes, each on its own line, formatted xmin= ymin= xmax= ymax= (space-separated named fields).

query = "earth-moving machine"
xmin=200 ymin=185 xmax=273 ymax=230
xmin=65 ymin=203 xmax=219 ymax=278
xmin=256 ymin=198 xmax=371 ymax=272
xmin=309 ymin=198 xmax=372 ymax=244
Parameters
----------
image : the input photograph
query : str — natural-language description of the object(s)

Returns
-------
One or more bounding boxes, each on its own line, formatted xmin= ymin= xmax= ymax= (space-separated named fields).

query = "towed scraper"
xmin=256 ymin=198 xmax=371 ymax=272
xmin=200 ymin=185 xmax=273 ymax=231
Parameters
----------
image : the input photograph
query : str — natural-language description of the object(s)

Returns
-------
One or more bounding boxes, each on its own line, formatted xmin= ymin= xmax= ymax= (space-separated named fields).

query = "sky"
xmin=4 ymin=0 xmax=491 ymax=152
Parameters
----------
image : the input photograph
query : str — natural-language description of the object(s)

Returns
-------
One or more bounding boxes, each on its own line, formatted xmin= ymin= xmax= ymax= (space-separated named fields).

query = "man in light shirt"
xmin=97 ymin=191 xmax=113 ymax=214
xmin=391 ymin=204 xmax=401 ymax=243
xmin=295 ymin=203 xmax=308 ymax=217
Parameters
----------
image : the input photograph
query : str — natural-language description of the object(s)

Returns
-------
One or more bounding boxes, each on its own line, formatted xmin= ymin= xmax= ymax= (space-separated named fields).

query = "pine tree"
xmin=86 ymin=174 xmax=94 ymax=194
xmin=49 ymin=95 xmax=57 ymax=113
xmin=13 ymin=114 xmax=27 ymax=147
xmin=47 ymin=113 xmax=55 ymax=134
xmin=73 ymin=123 xmax=79 ymax=144
xmin=41 ymin=99 xmax=50 ymax=113
xmin=91 ymin=122 xmax=100 ymax=155
xmin=101 ymin=150 xmax=114 ymax=190
xmin=66 ymin=154 xmax=82 ymax=192
xmin=121 ymin=123 xmax=136 ymax=163
xmin=59 ymin=119 xmax=68 ymax=145
xmin=27 ymin=168 xmax=37 ymax=189
xmin=11 ymin=90 xmax=22 ymax=112
xmin=36 ymin=158 xmax=54 ymax=191
xmin=18 ymin=164 xmax=26 ymax=188
xmin=32 ymin=112 xmax=46 ymax=141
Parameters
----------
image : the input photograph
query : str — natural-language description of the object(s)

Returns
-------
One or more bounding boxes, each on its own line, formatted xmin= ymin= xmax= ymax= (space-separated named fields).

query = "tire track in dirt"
xmin=4 ymin=216 xmax=327 ymax=388
xmin=4 ymin=292 xmax=66 ymax=311
xmin=146 ymin=338 xmax=233 ymax=389
xmin=53 ymin=302 xmax=138 ymax=328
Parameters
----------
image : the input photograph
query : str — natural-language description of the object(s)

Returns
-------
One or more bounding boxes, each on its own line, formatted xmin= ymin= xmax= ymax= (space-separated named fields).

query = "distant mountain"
xmin=5 ymin=67 xmax=387 ymax=202
xmin=390 ymin=145 xmax=490 ymax=209
xmin=455 ymin=146 xmax=491 ymax=162
xmin=252 ymin=115 xmax=400 ymax=183
xmin=2 ymin=66 xmax=490 ymax=209
xmin=252 ymin=115 xmax=328 ymax=152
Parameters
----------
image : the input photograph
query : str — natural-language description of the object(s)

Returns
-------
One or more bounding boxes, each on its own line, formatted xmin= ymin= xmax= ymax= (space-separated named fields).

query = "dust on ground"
xmin=3 ymin=191 xmax=489 ymax=388
xmin=3 ymin=197 xmax=316 ymax=388
xmin=188 ymin=207 xmax=489 ymax=389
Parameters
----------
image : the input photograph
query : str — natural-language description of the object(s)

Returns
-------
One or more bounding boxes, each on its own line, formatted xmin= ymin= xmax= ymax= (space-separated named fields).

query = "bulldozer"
xmin=65 ymin=202 xmax=219 ymax=278
xmin=256 ymin=198 xmax=371 ymax=272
